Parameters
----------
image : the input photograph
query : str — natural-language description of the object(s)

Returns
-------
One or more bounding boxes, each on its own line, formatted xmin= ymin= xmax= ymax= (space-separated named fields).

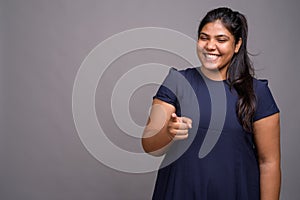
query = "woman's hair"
xmin=198 ymin=7 xmax=256 ymax=132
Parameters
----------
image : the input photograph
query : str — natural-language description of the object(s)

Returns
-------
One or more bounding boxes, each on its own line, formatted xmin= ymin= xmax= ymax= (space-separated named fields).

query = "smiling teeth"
xmin=205 ymin=54 xmax=219 ymax=60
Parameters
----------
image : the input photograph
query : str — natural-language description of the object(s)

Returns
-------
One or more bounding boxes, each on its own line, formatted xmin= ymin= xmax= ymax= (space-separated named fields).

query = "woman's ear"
xmin=234 ymin=38 xmax=242 ymax=53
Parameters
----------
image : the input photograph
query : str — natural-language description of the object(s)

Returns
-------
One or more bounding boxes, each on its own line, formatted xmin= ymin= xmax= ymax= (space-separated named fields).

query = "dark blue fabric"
xmin=253 ymin=79 xmax=280 ymax=121
xmin=152 ymin=67 xmax=279 ymax=200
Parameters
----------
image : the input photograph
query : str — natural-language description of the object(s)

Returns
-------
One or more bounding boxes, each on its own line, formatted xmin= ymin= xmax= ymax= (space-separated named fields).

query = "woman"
xmin=142 ymin=7 xmax=280 ymax=200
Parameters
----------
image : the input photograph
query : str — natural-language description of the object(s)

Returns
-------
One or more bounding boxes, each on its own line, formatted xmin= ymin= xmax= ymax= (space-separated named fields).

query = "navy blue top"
xmin=152 ymin=67 xmax=279 ymax=200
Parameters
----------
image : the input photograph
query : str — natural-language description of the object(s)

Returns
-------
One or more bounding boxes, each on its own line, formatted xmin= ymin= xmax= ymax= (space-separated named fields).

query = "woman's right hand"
xmin=167 ymin=113 xmax=192 ymax=141
xmin=142 ymin=99 xmax=192 ymax=155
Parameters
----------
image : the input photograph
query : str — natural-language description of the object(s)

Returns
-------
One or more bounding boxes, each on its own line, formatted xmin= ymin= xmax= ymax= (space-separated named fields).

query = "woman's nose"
xmin=205 ymin=40 xmax=216 ymax=50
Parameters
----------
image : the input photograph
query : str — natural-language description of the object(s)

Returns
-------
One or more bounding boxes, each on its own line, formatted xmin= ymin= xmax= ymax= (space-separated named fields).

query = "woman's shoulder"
xmin=162 ymin=66 xmax=199 ymax=86
xmin=165 ymin=66 xmax=199 ymax=80
xmin=252 ymin=77 xmax=279 ymax=121
xmin=174 ymin=67 xmax=199 ymax=78
xmin=252 ymin=77 xmax=270 ymax=91
xmin=177 ymin=66 xmax=198 ymax=73
xmin=252 ymin=77 xmax=276 ymax=102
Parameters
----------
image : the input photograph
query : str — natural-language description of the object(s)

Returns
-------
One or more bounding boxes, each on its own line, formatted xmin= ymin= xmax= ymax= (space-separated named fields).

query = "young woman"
xmin=142 ymin=7 xmax=281 ymax=200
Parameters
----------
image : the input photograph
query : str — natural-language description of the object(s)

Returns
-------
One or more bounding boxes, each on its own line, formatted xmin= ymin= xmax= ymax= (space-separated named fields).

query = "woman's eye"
xmin=217 ymin=39 xmax=227 ymax=43
xmin=199 ymin=37 xmax=208 ymax=41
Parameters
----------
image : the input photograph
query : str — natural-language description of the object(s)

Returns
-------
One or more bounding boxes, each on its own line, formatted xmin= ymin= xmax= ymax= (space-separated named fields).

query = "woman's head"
xmin=197 ymin=19 xmax=242 ymax=79
xmin=197 ymin=7 xmax=248 ymax=79
xmin=198 ymin=7 xmax=247 ymax=47
xmin=197 ymin=7 xmax=256 ymax=132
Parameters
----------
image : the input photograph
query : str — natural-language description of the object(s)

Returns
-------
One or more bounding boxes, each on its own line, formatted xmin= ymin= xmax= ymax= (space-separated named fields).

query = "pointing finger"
xmin=181 ymin=117 xmax=192 ymax=128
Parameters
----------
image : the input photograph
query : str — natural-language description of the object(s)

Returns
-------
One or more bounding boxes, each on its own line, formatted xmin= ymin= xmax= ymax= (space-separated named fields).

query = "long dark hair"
xmin=198 ymin=7 xmax=256 ymax=132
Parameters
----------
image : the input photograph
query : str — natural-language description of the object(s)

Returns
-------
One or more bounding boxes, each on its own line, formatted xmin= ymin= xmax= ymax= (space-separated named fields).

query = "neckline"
xmin=196 ymin=67 xmax=228 ymax=83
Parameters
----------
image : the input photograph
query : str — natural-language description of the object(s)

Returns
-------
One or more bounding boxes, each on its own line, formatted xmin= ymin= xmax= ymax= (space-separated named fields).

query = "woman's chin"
xmin=201 ymin=64 xmax=220 ymax=72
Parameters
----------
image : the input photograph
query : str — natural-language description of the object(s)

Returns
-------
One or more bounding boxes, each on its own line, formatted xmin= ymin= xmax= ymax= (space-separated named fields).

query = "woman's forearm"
xmin=259 ymin=162 xmax=281 ymax=200
xmin=142 ymin=127 xmax=173 ymax=156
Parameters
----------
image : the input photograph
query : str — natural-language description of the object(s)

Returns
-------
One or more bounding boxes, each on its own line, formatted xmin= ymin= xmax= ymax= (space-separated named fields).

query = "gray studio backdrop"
xmin=1 ymin=0 xmax=299 ymax=199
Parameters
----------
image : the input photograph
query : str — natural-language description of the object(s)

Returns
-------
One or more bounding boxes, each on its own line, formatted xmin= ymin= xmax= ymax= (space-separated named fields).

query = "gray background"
xmin=1 ymin=0 xmax=299 ymax=199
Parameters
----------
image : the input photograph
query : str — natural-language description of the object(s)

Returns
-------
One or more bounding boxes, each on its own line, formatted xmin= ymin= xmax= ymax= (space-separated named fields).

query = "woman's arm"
xmin=141 ymin=98 xmax=192 ymax=156
xmin=253 ymin=113 xmax=281 ymax=200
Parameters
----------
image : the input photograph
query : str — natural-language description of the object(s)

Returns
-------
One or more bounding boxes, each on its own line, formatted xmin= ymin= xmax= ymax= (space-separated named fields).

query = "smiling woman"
xmin=142 ymin=7 xmax=281 ymax=200
xmin=197 ymin=20 xmax=242 ymax=80
xmin=196 ymin=9 xmax=255 ymax=133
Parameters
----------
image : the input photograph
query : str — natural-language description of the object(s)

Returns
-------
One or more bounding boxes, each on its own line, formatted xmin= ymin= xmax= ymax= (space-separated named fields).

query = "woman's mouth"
xmin=204 ymin=53 xmax=220 ymax=62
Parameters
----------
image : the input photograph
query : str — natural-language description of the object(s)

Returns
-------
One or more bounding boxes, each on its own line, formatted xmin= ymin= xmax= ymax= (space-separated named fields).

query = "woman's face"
xmin=197 ymin=20 xmax=241 ymax=79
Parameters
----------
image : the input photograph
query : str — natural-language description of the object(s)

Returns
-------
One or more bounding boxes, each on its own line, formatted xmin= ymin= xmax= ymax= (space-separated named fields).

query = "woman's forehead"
xmin=200 ymin=20 xmax=233 ymax=37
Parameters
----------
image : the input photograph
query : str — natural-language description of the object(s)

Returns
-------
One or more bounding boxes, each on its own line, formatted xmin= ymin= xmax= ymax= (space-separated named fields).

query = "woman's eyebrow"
xmin=199 ymin=32 xmax=230 ymax=39
xmin=199 ymin=32 xmax=209 ymax=36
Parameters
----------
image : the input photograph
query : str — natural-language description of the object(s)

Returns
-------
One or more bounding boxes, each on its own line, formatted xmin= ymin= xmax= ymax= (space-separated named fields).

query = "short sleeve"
xmin=153 ymin=67 xmax=179 ymax=109
xmin=253 ymin=79 xmax=280 ymax=121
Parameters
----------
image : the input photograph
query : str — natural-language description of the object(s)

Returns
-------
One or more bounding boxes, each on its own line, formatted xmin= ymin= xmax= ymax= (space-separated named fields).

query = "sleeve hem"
xmin=153 ymin=96 xmax=177 ymax=108
xmin=253 ymin=110 xmax=280 ymax=122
